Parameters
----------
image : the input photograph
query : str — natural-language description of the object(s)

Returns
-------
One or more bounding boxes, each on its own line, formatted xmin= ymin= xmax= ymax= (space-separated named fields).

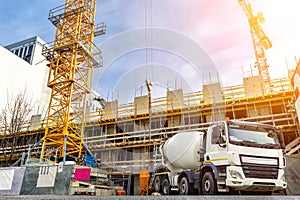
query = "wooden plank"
xmin=285 ymin=137 xmax=300 ymax=153
xmin=286 ymin=144 xmax=300 ymax=155
xmin=70 ymin=187 xmax=96 ymax=196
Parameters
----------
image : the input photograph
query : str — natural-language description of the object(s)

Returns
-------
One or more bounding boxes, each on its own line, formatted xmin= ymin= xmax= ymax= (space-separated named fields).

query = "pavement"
xmin=1 ymin=196 xmax=300 ymax=200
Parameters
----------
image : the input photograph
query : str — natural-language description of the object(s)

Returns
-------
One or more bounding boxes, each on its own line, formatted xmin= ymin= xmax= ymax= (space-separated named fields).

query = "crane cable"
xmin=144 ymin=0 xmax=153 ymax=81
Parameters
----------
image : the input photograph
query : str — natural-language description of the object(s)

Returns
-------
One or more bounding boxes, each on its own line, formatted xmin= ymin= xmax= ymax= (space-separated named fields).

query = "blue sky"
xmin=1 ymin=0 xmax=300 ymax=103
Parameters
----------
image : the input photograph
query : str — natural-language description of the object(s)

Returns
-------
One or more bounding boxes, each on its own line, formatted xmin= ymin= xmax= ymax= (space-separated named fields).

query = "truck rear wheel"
xmin=154 ymin=176 xmax=162 ymax=193
xmin=179 ymin=176 xmax=193 ymax=195
xmin=200 ymin=171 xmax=217 ymax=195
xmin=162 ymin=178 xmax=170 ymax=195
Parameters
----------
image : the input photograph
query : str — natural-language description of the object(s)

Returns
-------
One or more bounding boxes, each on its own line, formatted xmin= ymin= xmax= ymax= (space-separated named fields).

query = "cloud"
xmin=2 ymin=0 xmax=299 ymax=103
xmin=94 ymin=27 xmax=218 ymax=103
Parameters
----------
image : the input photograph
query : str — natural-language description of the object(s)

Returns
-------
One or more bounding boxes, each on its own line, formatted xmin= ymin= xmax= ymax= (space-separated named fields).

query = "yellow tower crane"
xmin=238 ymin=0 xmax=272 ymax=82
xmin=41 ymin=0 xmax=105 ymax=163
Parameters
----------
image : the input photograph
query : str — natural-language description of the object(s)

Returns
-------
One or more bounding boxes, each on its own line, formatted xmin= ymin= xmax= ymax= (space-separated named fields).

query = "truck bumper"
xmin=225 ymin=166 xmax=287 ymax=191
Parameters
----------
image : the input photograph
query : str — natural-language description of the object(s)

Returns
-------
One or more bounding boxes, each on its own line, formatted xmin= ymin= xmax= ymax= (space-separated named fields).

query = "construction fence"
xmin=0 ymin=156 xmax=299 ymax=195
xmin=0 ymin=163 xmax=115 ymax=196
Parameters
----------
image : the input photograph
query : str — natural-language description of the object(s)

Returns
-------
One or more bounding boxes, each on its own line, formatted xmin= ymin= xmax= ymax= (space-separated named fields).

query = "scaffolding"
xmin=83 ymin=77 xmax=298 ymax=174
xmin=0 ymin=78 xmax=298 ymax=174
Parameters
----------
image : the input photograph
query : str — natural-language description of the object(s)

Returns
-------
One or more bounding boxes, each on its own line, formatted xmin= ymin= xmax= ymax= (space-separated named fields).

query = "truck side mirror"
xmin=217 ymin=135 xmax=226 ymax=148
xmin=277 ymin=131 xmax=285 ymax=149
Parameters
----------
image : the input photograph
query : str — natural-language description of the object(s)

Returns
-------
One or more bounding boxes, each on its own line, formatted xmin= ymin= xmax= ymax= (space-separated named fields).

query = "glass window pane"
xmin=28 ymin=45 xmax=33 ymax=56
xmin=19 ymin=48 xmax=23 ymax=58
xmin=23 ymin=46 xmax=28 ymax=58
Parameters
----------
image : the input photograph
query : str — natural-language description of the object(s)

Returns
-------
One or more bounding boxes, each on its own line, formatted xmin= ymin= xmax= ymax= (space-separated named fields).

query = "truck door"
xmin=206 ymin=122 xmax=228 ymax=165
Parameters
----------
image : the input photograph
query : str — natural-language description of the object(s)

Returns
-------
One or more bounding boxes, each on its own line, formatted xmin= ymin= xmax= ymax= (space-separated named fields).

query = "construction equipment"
xmin=41 ymin=0 xmax=105 ymax=163
xmin=238 ymin=0 xmax=272 ymax=82
xmin=140 ymin=170 xmax=150 ymax=195
xmin=150 ymin=120 xmax=287 ymax=195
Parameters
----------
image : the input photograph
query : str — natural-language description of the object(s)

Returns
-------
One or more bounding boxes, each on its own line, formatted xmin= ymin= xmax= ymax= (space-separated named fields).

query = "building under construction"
xmin=84 ymin=76 xmax=298 ymax=194
xmin=0 ymin=75 xmax=299 ymax=194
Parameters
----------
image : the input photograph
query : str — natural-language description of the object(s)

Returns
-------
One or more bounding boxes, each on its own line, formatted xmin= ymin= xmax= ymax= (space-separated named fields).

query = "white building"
xmin=0 ymin=36 xmax=50 ymax=117
xmin=1 ymin=36 xmax=106 ymax=126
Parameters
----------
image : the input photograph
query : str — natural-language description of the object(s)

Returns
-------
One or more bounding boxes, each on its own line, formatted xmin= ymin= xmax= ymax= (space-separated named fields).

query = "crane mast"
xmin=238 ymin=0 xmax=272 ymax=82
xmin=41 ymin=0 xmax=104 ymax=162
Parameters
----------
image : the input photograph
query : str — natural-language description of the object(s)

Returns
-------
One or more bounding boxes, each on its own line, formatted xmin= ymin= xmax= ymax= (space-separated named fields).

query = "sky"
xmin=1 ymin=0 xmax=300 ymax=104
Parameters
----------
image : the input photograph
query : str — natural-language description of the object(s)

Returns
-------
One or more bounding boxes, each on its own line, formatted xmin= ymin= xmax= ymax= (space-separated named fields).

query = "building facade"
xmin=0 ymin=36 xmax=50 ymax=116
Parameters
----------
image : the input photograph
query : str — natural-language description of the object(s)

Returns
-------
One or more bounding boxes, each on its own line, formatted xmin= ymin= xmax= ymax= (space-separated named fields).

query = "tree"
xmin=0 ymin=89 xmax=33 ymax=166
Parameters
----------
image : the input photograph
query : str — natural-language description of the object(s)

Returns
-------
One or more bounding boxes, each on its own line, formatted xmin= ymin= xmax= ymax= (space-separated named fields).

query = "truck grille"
xmin=240 ymin=155 xmax=279 ymax=179
xmin=242 ymin=163 xmax=278 ymax=179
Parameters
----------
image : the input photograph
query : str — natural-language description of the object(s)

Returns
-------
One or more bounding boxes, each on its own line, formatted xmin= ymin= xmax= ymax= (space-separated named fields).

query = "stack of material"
xmin=70 ymin=165 xmax=115 ymax=196
xmin=284 ymin=137 xmax=300 ymax=155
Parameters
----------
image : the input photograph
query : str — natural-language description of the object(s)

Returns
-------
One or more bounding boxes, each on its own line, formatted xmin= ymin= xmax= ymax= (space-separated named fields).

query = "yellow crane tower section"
xmin=238 ymin=0 xmax=272 ymax=82
xmin=41 ymin=0 xmax=104 ymax=163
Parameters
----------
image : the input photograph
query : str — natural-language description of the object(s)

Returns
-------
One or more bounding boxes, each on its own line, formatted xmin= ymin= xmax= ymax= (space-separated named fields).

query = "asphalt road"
xmin=1 ymin=196 xmax=299 ymax=200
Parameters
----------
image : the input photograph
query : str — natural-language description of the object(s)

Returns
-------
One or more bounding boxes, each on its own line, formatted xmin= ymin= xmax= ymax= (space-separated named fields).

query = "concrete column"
xmin=243 ymin=76 xmax=264 ymax=97
xmin=203 ymin=82 xmax=223 ymax=104
xmin=203 ymin=82 xmax=224 ymax=122
xmin=133 ymin=174 xmax=140 ymax=195
xmin=103 ymin=100 xmax=118 ymax=119
xmin=134 ymin=95 xmax=149 ymax=115
xmin=167 ymin=89 xmax=183 ymax=109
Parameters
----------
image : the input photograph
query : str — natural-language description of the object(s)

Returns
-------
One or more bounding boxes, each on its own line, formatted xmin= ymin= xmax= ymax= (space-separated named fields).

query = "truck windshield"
xmin=228 ymin=123 xmax=281 ymax=149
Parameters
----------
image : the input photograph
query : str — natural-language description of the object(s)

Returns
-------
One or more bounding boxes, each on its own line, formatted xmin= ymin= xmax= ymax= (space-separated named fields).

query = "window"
xmin=211 ymin=125 xmax=220 ymax=144
xmin=23 ymin=46 xmax=28 ymax=59
xmin=15 ymin=49 xmax=19 ymax=56
xmin=28 ymin=45 xmax=33 ymax=56
xmin=211 ymin=123 xmax=226 ymax=144
xmin=19 ymin=48 xmax=23 ymax=58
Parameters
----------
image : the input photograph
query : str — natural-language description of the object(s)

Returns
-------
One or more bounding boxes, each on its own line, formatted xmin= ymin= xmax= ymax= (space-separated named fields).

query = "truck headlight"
xmin=280 ymin=175 xmax=285 ymax=182
xmin=229 ymin=170 xmax=243 ymax=180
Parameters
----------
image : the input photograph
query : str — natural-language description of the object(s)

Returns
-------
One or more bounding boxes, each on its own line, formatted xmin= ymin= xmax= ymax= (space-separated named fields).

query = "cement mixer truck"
xmin=149 ymin=120 xmax=287 ymax=195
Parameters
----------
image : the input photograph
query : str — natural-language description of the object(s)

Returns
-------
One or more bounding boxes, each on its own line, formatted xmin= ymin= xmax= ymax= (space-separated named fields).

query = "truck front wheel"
xmin=200 ymin=171 xmax=217 ymax=195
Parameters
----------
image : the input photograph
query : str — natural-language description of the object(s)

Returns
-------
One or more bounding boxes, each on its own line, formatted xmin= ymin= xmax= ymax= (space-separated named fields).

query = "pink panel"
xmin=73 ymin=168 xmax=91 ymax=181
